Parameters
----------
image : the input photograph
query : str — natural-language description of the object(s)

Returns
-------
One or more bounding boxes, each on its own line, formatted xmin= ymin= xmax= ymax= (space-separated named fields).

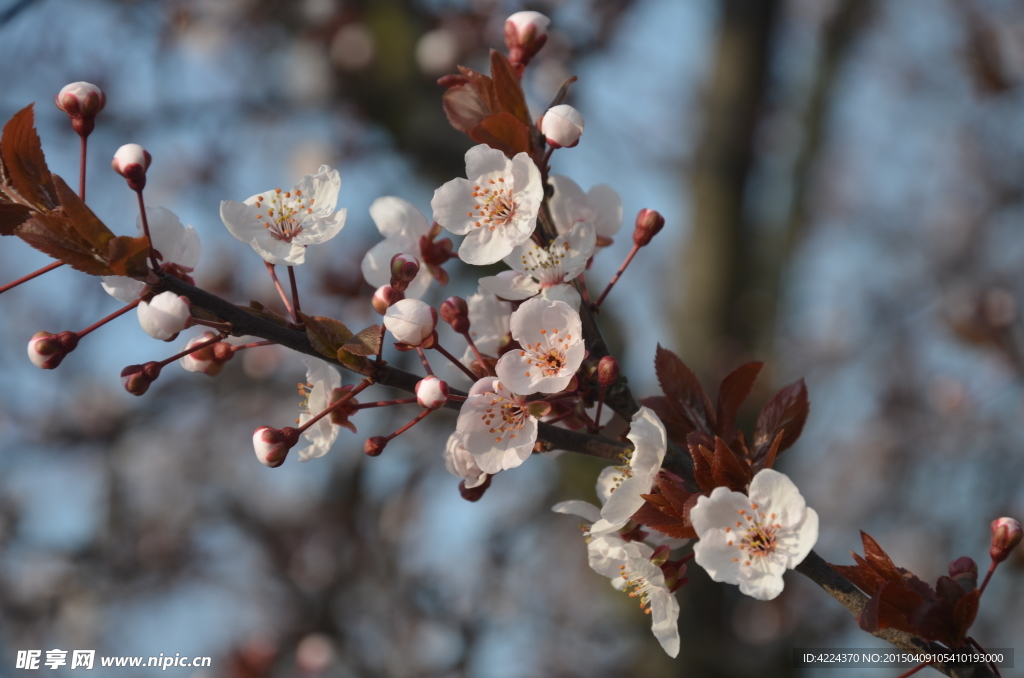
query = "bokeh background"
xmin=1 ymin=0 xmax=1023 ymax=676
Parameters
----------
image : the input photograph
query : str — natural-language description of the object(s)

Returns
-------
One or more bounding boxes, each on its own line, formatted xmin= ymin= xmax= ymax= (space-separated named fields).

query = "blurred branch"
xmin=0 ymin=0 xmax=37 ymax=26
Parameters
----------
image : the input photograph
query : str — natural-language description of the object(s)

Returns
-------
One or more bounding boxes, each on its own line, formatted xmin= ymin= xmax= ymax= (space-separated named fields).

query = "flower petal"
xmin=479 ymin=270 xmax=540 ymax=300
xmin=431 ymin=177 xmax=479 ymax=236
xmin=552 ymin=500 xmax=602 ymax=523
xmin=464 ymin=144 xmax=509 ymax=179
xmin=748 ymin=468 xmax=807 ymax=530
xmin=370 ymin=196 xmax=431 ymax=238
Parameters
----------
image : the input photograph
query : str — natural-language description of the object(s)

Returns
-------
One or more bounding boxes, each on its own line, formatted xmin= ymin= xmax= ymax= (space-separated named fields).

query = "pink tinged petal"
xmin=559 ymin=220 xmax=597 ymax=281
xmin=737 ymin=556 xmax=787 ymax=601
xmin=300 ymin=208 xmax=346 ymax=246
xmin=464 ymin=143 xmax=510 ymax=179
xmin=370 ymin=196 xmax=431 ymax=238
xmin=547 ymin=174 xmax=587 ymax=233
xmin=690 ymin=486 xmax=752 ymax=537
xmin=304 ymin=164 xmax=341 ymax=214
xmin=220 ymin=199 xmax=264 ymax=244
xmin=479 ymin=270 xmax=539 ymax=300
xmin=458 ymin=222 xmax=518 ymax=266
xmin=650 ymin=588 xmax=681 ymax=658
xmin=250 ymin=235 xmax=305 ymax=266
xmin=537 ymin=284 xmax=581 ymax=309
xmin=587 ymin=184 xmax=623 ymax=239
xmin=101 ymin=276 xmax=145 ymax=303
xmin=692 ymin=526 xmax=743 ymax=584
xmin=431 ymin=177 xmax=479 ymax=236
xmin=552 ymin=500 xmax=602 ymax=523
xmin=782 ymin=507 xmax=818 ymax=569
xmin=626 ymin=407 xmax=668 ymax=478
xmin=748 ymin=468 xmax=808 ymax=530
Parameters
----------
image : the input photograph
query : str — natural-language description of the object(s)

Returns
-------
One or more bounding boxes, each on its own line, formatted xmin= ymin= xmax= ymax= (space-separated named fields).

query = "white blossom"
xmin=296 ymin=357 xmax=343 ymax=462
xmin=360 ymin=196 xmax=436 ymax=299
xmin=548 ymin=175 xmax=622 ymax=246
xmin=220 ymin=164 xmax=346 ymax=266
xmin=443 ymin=431 xmax=488 ymax=489
xmin=455 ymin=378 xmax=538 ymax=473
xmin=102 ymin=207 xmax=201 ymax=302
xmin=691 ymin=468 xmax=818 ymax=601
xmin=479 ymin=220 xmax=595 ymax=309
xmin=431 ymin=144 xmax=543 ymax=265
xmin=495 ymin=298 xmax=584 ymax=395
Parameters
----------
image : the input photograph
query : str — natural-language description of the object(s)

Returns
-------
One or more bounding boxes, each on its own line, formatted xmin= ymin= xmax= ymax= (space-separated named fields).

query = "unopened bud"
xmin=990 ymin=517 xmax=1022 ymax=564
xmin=597 ymin=355 xmax=620 ymax=387
xmin=180 ymin=331 xmax=232 ymax=376
xmin=372 ymin=285 xmax=401 ymax=315
xmin=55 ymin=81 xmax=105 ymax=137
xmin=112 ymin=143 xmax=152 ymax=191
xmin=633 ymin=208 xmax=665 ymax=247
xmin=504 ymin=11 xmax=549 ymax=67
xmin=383 ymin=299 xmax=438 ymax=347
xmin=138 ymin=291 xmax=192 ymax=341
xmin=459 ymin=474 xmax=492 ymax=502
xmin=253 ymin=426 xmax=299 ymax=468
xmin=389 ymin=253 xmax=421 ymax=292
xmin=364 ymin=435 xmax=388 ymax=457
xmin=27 ymin=330 xmax=79 ymax=369
xmin=416 ymin=376 xmax=450 ymax=409
xmin=948 ymin=556 xmax=978 ymax=592
xmin=540 ymin=105 xmax=584 ymax=149
xmin=440 ymin=296 xmax=470 ymax=334
xmin=120 ymin=361 xmax=162 ymax=396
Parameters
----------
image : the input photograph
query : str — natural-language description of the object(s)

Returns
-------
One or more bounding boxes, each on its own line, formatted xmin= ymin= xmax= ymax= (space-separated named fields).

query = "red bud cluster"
xmin=121 ymin=361 xmax=162 ymax=396
xmin=27 ymin=330 xmax=79 ymax=370
xmin=633 ymin=208 xmax=665 ymax=247
xmin=440 ymin=296 xmax=470 ymax=334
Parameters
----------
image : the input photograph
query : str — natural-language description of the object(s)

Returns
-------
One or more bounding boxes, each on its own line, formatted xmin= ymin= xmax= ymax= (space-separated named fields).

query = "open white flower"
xmin=296 ymin=357 xmax=343 ymax=462
xmin=691 ymin=468 xmax=818 ymax=601
xmin=495 ymin=298 xmax=584 ymax=395
xmin=102 ymin=206 xmax=201 ymax=302
xmin=360 ymin=197 xmax=439 ymax=298
xmin=590 ymin=407 xmax=667 ymax=536
xmin=431 ymin=144 xmax=543 ymax=265
xmin=455 ymin=378 xmax=538 ymax=473
xmin=479 ymin=220 xmax=595 ymax=309
xmin=552 ymin=499 xmax=679 ymax=658
xmin=443 ymin=431 xmax=488 ymax=489
xmin=548 ymin=175 xmax=622 ymax=246
xmin=220 ymin=164 xmax=346 ymax=266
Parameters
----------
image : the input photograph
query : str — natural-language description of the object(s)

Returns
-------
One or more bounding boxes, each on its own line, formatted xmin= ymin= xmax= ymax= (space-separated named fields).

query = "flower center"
xmin=480 ymin=392 xmax=529 ymax=444
xmin=253 ymin=188 xmax=316 ymax=242
xmin=618 ymin=564 xmax=655 ymax=615
xmin=518 ymin=327 xmax=574 ymax=378
xmin=517 ymin=240 xmax=569 ymax=286
xmin=470 ymin=179 xmax=517 ymax=231
xmin=726 ymin=504 xmax=782 ymax=567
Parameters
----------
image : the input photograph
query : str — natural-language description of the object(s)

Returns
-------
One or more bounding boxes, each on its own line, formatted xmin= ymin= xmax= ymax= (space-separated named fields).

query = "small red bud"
xmin=371 ymin=285 xmax=402 ymax=315
xmin=253 ymin=426 xmax=299 ymax=468
xmin=948 ymin=556 xmax=978 ymax=592
xmin=597 ymin=356 xmax=620 ymax=387
xmin=55 ymin=81 xmax=105 ymax=137
xmin=27 ymin=330 xmax=79 ymax=369
xmin=364 ymin=436 xmax=388 ymax=457
xmin=440 ymin=296 xmax=470 ymax=334
xmin=633 ymin=208 xmax=665 ymax=247
xmin=504 ymin=11 xmax=550 ymax=68
xmin=212 ymin=342 xmax=235 ymax=362
xmin=112 ymin=144 xmax=152 ymax=192
xmin=990 ymin=517 xmax=1022 ymax=564
xmin=389 ymin=253 xmax=420 ymax=291
xmin=459 ymin=474 xmax=492 ymax=502
xmin=120 ymin=361 xmax=162 ymax=396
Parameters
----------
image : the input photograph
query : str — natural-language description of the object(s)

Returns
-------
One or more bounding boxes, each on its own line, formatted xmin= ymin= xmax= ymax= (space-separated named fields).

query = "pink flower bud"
xmin=138 ymin=292 xmax=192 ymax=341
xmin=383 ymin=298 xmax=438 ymax=346
xmin=389 ymin=253 xmax=420 ymax=292
xmin=253 ymin=426 xmax=299 ymax=468
xmin=371 ymin=285 xmax=401 ymax=315
xmin=440 ymin=296 xmax=470 ymax=333
xmin=597 ymin=355 xmax=620 ymax=387
xmin=948 ymin=556 xmax=978 ymax=592
xmin=540 ymin=104 xmax=584 ymax=149
xmin=416 ymin=376 xmax=450 ymax=409
xmin=27 ymin=330 xmax=78 ymax=369
xmin=55 ymin=81 xmax=105 ymax=137
xmin=459 ymin=474 xmax=492 ymax=502
xmin=112 ymin=143 xmax=152 ymax=191
xmin=364 ymin=436 xmax=388 ymax=457
xmin=990 ymin=517 xmax=1022 ymax=564
xmin=504 ymin=11 xmax=549 ymax=67
xmin=120 ymin=361 xmax=162 ymax=396
xmin=180 ymin=331 xmax=231 ymax=375
xmin=633 ymin=208 xmax=665 ymax=247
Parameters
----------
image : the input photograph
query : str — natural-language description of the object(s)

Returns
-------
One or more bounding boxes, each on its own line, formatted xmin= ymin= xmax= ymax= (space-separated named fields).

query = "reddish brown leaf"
xmin=831 ymin=563 xmax=879 ymax=595
xmin=442 ymin=81 xmax=489 ymax=136
xmin=299 ymin=312 xmax=354 ymax=361
xmin=0 ymin=201 xmax=31 ymax=235
xmin=753 ymin=378 xmax=809 ymax=459
xmin=653 ymin=470 xmax=694 ymax=516
xmin=631 ymin=502 xmax=697 ymax=539
xmin=858 ymin=585 xmax=882 ymax=632
xmin=711 ymin=435 xmax=751 ymax=492
xmin=0 ymin=105 xmax=58 ymax=211
xmin=870 ymin=583 xmax=919 ymax=634
xmin=860 ymin=532 xmax=904 ymax=585
xmin=640 ymin=395 xmax=690 ymax=447
xmin=489 ymin=50 xmax=530 ymax=126
xmin=757 ymin=431 xmax=784 ymax=472
xmin=342 ymin=324 xmax=384 ymax=357
xmin=952 ymin=590 xmax=980 ymax=645
xmin=470 ymin=113 xmax=532 ymax=157
xmin=107 ymin=235 xmax=152 ymax=278
xmin=715 ymin=361 xmax=763 ymax=442
xmin=686 ymin=432 xmax=716 ymax=493
xmin=654 ymin=344 xmax=714 ymax=435
xmin=850 ymin=551 xmax=889 ymax=592
xmin=935 ymin=575 xmax=963 ymax=605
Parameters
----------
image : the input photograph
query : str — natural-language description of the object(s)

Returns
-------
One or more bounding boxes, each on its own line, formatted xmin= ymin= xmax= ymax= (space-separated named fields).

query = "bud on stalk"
xmin=633 ymin=208 xmax=665 ymax=247
xmin=990 ymin=517 xmax=1022 ymax=564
